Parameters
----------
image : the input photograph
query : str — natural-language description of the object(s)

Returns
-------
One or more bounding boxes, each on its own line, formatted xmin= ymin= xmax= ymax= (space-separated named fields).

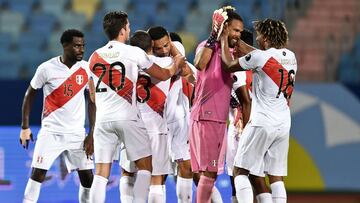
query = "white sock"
xmin=234 ymin=175 xmax=253 ymax=203
xmin=79 ymin=184 xmax=91 ymax=203
xmin=133 ymin=170 xmax=151 ymax=203
xmin=148 ymin=185 xmax=166 ymax=203
xmin=270 ymin=181 xmax=286 ymax=203
xmin=89 ymin=175 xmax=108 ymax=203
xmin=23 ymin=179 xmax=41 ymax=203
xmin=231 ymin=196 xmax=238 ymax=203
xmin=211 ymin=186 xmax=223 ymax=203
xmin=119 ymin=176 xmax=135 ymax=203
xmin=176 ymin=177 xmax=193 ymax=203
xmin=256 ymin=193 xmax=272 ymax=203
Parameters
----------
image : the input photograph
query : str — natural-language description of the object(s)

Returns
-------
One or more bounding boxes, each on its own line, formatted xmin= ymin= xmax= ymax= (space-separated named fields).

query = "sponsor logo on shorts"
xmin=211 ymin=160 xmax=217 ymax=167
xmin=205 ymin=111 xmax=212 ymax=115
xmin=37 ymin=156 xmax=43 ymax=164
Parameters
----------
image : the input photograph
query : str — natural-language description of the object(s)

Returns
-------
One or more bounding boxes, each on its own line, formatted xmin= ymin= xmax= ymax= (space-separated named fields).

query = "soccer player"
xmin=168 ymin=32 xmax=197 ymax=203
xmin=189 ymin=6 xmax=243 ymax=203
xmin=119 ymin=30 xmax=184 ymax=203
xmin=226 ymin=29 xmax=253 ymax=203
xmin=147 ymin=26 xmax=195 ymax=203
xmin=88 ymin=11 xmax=185 ymax=203
xmin=220 ymin=19 xmax=297 ymax=203
xmin=20 ymin=29 xmax=95 ymax=203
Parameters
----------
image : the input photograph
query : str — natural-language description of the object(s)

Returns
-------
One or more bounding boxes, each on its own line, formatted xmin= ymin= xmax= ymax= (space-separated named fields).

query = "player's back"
xmin=137 ymin=55 xmax=172 ymax=118
xmin=240 ymin=48 xmax=297 ymax=126
xmin=89 ymin=41 xmax=153 ymax=122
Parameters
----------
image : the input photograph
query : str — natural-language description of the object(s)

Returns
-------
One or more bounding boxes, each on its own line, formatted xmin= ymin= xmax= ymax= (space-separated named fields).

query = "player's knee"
xmin=135 ymin=155 xmax=152 ymax=172
xmin=78 ymin=169 xmax=94 ymax=188
xmin=178 ymin=160 xmax=192 ymax=178
xmin=249 ymin=175 xmax=269 ymax=194
xmin=202 ymin=171 xmax=217 ymax=179
xmin=30 ymin=168 xmax=47 ymax=183
xmin=233 ymin=166 xmax=249 ymax=177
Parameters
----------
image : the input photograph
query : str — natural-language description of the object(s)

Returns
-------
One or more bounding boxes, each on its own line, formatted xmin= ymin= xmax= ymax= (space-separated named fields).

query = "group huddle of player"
xmin=20 ymin=5 xmax=297 ymax=203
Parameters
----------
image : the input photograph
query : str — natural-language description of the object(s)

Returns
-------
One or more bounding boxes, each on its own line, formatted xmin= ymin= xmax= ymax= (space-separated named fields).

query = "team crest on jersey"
xmin=76 ymin=75 xmax=84 ymax=85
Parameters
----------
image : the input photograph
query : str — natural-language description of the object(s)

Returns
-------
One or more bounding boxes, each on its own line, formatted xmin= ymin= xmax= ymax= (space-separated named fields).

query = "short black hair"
xmin=130 ymin=30 xmax=152 ymax=52
xmin=147 ymin=26 xmax=168 ymax=40
xmin=221 ymin=5 xmax=243 ymax=23
xmin=241 ymin=29 xmax=253 ymax=46
xmin=170 ymin=32 xmax=182 ymax=44
xmin=60 ymin=29 xmax=84 ymax=45
xmin=227 ymin=9 xmax=243 ymax=23
xmin=103 ymin=11 xmax=128 ymax=40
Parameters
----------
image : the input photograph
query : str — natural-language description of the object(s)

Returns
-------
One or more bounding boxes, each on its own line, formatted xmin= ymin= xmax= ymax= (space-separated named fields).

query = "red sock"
xmin=196 ymin=176 xmax=215 ymax=203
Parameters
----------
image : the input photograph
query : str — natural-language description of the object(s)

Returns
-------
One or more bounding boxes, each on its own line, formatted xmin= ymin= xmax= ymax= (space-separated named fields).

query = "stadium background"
xmin=0 ymin=0 xmax=359 ymax=202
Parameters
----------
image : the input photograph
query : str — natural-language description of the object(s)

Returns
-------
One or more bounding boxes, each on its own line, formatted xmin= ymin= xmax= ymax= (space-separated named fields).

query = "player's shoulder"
xmin=149 ymin=55 xmax=172 ymax=68
xmin=37 ymin=56 xmax=60 ymax=70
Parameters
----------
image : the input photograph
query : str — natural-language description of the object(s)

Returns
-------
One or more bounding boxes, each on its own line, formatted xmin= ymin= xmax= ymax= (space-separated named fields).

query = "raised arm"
xmin=145 ymin=54 xmax=186 ymax=81
xmin=194 ymin=8 xmax=228 ymax=71
xmin=20 ymin=86 xmax=37 ymax=149
xmin=220 ymin=29 xmax=244 ymax=73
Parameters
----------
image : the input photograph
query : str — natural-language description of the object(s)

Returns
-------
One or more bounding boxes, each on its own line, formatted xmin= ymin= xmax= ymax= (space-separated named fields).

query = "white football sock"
xmin=133 ymin=170 xmax=151 ymax=203
xmin=23 ymin=179 xmax=41 ymax=203
xmin=211 ymin=186 xmax=223 ymax=203
xmin=176 ymin=176 xmax=193 ymax=203
xmin=234 ymin=175 xmax=253 ymax=203
xmin=119 ymin=175 xmax=135 ymax=203
xmin=256 ymin=193 xmax=272 ymax=203
xmin=271 ymin=181 xmax=286 ymax=203
xmin=148 ymin=185 xmax=166 ymax=203
xmin=89 ymin=175 xmax=108 ymax=203
xmin=79 ymin=184 xmax=90 ymax=203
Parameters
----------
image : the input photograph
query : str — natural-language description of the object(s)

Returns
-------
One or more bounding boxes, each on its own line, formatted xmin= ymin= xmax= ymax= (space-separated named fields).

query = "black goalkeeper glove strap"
xmin=205 ymin=32 xmax=217 ymax=50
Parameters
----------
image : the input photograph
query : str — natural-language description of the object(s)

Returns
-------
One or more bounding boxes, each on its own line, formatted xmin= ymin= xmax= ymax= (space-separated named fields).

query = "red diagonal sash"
xmin=262 ymin=57 xmax=294 ymax=105
xmin=137 ymin=76 xmax=167 ymax=117
xmin=182 ymin=78 xmax=194 ymax=106
xmin=90 ymin=52 xmax=133 ymax=104
xmin=43 ymin=68 xmax=88 ymax=118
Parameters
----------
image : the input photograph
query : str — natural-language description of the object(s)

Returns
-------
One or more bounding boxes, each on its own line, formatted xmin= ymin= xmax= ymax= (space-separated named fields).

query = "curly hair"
xmin=254 ymin=18 xmax=288 ymax=48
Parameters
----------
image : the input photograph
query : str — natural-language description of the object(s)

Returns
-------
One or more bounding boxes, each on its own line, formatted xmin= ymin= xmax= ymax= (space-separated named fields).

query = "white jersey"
xmin=165 ymin=74 xmax=186 ymax=123
xmin=89 ymin=40 xmax=153 ymax=122
xmin=30 ymin=56 xmax=90 ymax=134
xmin=239 ymin=48 xmax=297 ymax=126
xmin=137 ymin=55 xmax=172 ymax=132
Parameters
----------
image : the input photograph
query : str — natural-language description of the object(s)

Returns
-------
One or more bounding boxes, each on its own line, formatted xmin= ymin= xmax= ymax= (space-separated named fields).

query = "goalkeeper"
xmin=190 ymin=6 xmax=244 ymax=203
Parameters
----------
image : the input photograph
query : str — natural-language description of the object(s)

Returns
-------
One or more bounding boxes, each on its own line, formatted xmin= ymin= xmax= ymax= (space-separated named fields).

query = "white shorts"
xmin=119 ymin=147 xmax=137 ymax=173
xmin=226 ymin=122 xmax=241 ymax=176
xmin=144 ymin=114 xmax=173 ymax=175
xmin=94 ymin=119 xmax=151 ymax=164
xmin=119 ymin=114 xmax=173 ymax=175
xmin=31 ymin=129 xmax=93 ymax=172
xmin=234 ymin=123 xmax=290 ymax=177
xmin=168 ymin=115 xmax=190 ymax=161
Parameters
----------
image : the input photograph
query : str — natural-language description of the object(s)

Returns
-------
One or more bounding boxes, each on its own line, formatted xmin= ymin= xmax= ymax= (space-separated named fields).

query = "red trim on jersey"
xmin=169 ymin=75 xmax=178 ymax=90
xmin=245 ymin=70 xmax=253 ymax=92
xmin=137 ymin=76 xmax=167 ymax=117
xmin=43 ymin=67 xmax=88 ymax=118
xmin=90 ymin=52 xmax=133 ymax=104
xmin=182 ymin=78 xmax=194 ymax=107
xmin=262 ymin=57 xmax=293 ymax=105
